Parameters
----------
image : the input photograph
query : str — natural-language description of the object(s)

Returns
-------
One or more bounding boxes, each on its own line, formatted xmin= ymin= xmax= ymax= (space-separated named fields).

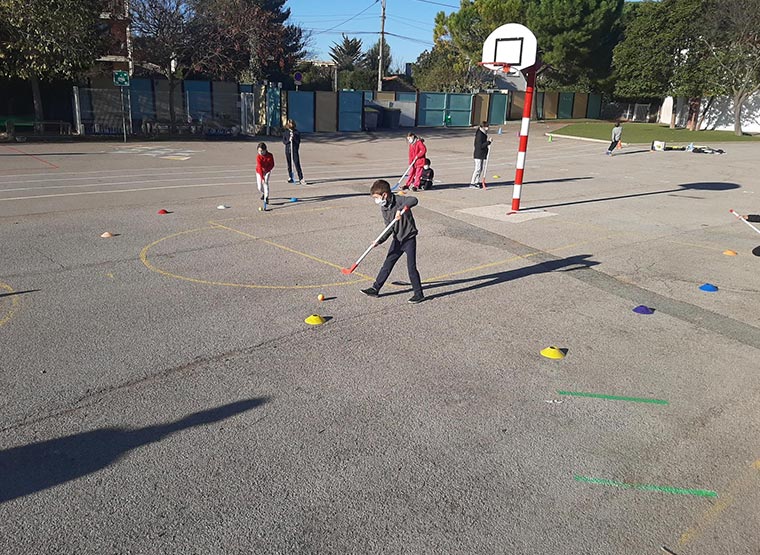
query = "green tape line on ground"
xmin=557 ymin=390 xmax=669 ymax=405
xmin=574 ymin=475 xmax=717 ymax=497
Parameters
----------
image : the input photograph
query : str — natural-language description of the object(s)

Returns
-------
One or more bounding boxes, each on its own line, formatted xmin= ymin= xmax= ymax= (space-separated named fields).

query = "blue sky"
xmin=285 ymin=0 xmax=457 ymax=69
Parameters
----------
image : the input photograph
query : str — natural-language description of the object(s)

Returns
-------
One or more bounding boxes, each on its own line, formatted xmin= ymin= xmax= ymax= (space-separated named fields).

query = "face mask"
xmin=258 ymin=150 xmax=264 ymax=155
xmin=375 ymin=197 xmax=387 ymax=206
xmin=408 ymin=138 xmax=413 ymax=144
xmin=423 ymin=165 xmax=429 ymax=170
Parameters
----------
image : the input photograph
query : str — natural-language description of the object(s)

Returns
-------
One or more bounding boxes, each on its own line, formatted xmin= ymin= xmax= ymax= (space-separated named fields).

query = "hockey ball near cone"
xmin=540 ymin=346 xmax=565 ymax=360
xmin=305 ymin=314 xmax=326 ymax=325
xmin=633 ymin=305 xmax=654 ymax=315
xmin=699 ymin=283 xmax=719 ymax=292
xmin=723 ymin=250 xmax=738 ymax=256
xmin=317 ymin=294 xmax=325 ymax=302
xmin=157 ymin=209 xmax=169 ymax=215
xmin=100 ymin=231 xmax=114 ymax=238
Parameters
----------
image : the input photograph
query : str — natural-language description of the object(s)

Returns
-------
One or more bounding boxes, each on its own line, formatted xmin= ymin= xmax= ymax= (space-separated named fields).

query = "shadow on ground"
xmin=524 ymin=182 xmax=741 ymax=211
xmin=0 ymin=397 xmax=268 ymax=504
xmin=386 ymin=254 xmax=599 ymax=300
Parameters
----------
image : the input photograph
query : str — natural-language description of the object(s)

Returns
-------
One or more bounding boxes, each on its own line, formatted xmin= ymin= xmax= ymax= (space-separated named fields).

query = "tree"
xmin=189 ymin=0 xmax=307 ymax=83
xmin=436 ymin=0 xmax=525 ymax=63
xmin=0 ymin=0 xmax=105 ymax=125
xmin=361 ymin=38 xmax=392 ymax=74
xmin=131 ymin=0 xmax=195 ymax=131
xmin=613 ymin=0 xmax=717 ymax=129
xmin=526 ymin=0 xmax=624 ymax=90
xmin=329 ymin=35 xmax=363 ymax=71
xmin=413 ymin=40 xmax=494 ymax=92
xmin=701 ymin=0 xmax=760 ymax=135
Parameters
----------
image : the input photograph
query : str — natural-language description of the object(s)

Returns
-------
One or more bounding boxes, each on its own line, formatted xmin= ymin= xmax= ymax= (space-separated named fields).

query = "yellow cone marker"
xmin=493 ymin=175 xmax=501 ymax=179
xmin=100 ymin=231 xmax=114 ymax=238
xmin=723 ymin=250 xmax=738 ymax=256
xmin=540 ymin=346 xmax=565 ymax=360
xmin=305 ymin=314 xmax=326 ymax=325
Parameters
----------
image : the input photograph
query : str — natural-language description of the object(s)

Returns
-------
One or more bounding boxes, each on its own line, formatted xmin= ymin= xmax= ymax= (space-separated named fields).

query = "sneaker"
xmin=287 ymin=178 xmax=295 ymax=183
xmin=361 ymin=287 xmax=379 ymax=298
xmin=407 ymin=294 xmax=425 ymax=304
xmin=411 ymin=186 xmax=418 ymax=192
xmin=401 ymin=185 xmax=410 ymax=191
xmin=299 ymin=179 xmax=308 ymax=185
xmin=469 ymin=184 xmax=481 ymax=189
xmin=260 ymin=194 xmax=264 ymax=200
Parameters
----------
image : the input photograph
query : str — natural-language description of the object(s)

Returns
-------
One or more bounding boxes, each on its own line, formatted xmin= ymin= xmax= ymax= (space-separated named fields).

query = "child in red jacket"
xmin=404 ymin=133 xmax=427 ymax=192
xmin=256 ymin=142 xmax=275 ymax=208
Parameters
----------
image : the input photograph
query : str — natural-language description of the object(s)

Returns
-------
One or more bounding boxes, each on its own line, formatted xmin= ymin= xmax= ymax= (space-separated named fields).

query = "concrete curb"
xmin=544 ymin=132 xmax=629 ymax=147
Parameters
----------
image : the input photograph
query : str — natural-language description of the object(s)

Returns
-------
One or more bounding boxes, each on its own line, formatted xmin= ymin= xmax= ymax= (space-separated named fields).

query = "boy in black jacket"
xmin=471 ymin=121 xmax=491 ymax=189
xmin=419 ymin=158 xmax=434 ymax=190
xmin=361 ymin=179 xmax=425 ymax=304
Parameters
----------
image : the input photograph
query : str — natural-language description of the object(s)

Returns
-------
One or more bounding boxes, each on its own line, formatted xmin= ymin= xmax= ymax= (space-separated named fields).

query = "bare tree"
xmin=702 ymin=0 xmax=760 ymax=135
xmin=130 ymin=0 xmax=194 ymax=131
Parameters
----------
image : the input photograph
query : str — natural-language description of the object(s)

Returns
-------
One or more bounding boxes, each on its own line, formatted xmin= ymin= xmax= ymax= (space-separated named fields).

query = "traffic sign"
xmin=113 ymin=70 xmax=130 ymax=87
xmin=294 ymin=71 xmax=303 ymax=85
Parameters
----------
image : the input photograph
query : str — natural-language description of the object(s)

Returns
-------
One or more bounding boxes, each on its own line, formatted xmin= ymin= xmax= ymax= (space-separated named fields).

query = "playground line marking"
xmin=574 ymin=475 xmax=717 ymax=498
xmin=558 ymin=390 xmax=668 ymax=405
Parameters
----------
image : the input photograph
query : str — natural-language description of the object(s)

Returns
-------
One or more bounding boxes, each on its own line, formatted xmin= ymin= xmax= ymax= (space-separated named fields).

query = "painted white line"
xmin=0 ymin=174 xmax=253 ymax=193
xmin=0 ymin=181 xmax=252 ymax=202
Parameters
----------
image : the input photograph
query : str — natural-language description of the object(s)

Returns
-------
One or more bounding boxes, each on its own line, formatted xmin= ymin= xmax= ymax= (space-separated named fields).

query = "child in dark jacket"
xmin=360 ymin=179 xmax=425 ymax=304
xmin=743 ymin=214 xmax=760 ymax=222
xmin=419 ymin=158 xmax=434 ymax=190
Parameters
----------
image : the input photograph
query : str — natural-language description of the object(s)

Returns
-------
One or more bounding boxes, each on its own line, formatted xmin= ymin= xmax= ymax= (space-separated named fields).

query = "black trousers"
xmin=373 ymin=236 xmax=423 ymax=296
xmin=285 ymin=145 xmax=303 ymax=180
xmin=608 ymin=139 xmax=619 ymax=152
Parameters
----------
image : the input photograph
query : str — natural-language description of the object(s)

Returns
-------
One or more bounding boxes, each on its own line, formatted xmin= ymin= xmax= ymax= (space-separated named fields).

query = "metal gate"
xmin=418 ymin=92 xmax=474 ymax=127
xmin=286 ymin=91 xmax=314 ymax=132
xmin=446 ymin=93 xmax=472 ymax=127
xmin=558 ymin=93 xmax=574 ymax=119
xmin=488 ymin=92 xmax=509 ymax=125
xmin=338 ymin=91 xmax=363 ymax=132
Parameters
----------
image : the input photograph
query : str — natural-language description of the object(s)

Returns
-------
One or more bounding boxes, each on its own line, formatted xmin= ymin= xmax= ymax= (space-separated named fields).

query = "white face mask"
xmin=258 ymin=150 xmax=264 ymax=155
xmin=375 ymin=197 xmax=387 ymax=206
xmin=407 ymin=138 xmax=414 ymax=144
xmin=423 ymin=165 xmax=429 ymax=170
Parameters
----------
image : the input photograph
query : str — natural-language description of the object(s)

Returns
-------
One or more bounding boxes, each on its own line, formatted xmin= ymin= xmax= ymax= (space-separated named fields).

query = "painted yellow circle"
xmin=140 ymin=226 xmax=370 ymax=290
xmin=0 ymin=281 xmax=20 ymax=328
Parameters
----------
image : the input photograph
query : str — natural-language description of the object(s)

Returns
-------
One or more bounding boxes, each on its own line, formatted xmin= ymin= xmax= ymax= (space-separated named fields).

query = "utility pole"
xmin=378 ymin=0 xmax=386 ymax=92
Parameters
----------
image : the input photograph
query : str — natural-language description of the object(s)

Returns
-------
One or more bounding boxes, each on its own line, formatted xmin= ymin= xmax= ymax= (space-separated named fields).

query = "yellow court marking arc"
xmin=140 ymin=225 xmax=372 ymax=290
xmin=212 ymin=205 xmax=336 ymax=223
xmin=141 ymin=223 xmax=594 ymax=291
xmin=677 ymin=459 xmax=760 ymax=547
xmin=0 ymin=281 xmax=20 ymax=328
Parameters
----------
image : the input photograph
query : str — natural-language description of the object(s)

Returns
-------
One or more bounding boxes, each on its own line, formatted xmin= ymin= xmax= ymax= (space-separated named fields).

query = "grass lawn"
xmin=551 ymin=122 xmax=760 ymax=144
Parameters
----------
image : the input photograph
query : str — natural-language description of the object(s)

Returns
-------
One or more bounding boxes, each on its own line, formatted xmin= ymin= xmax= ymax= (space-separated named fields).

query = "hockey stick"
xmin=481 ymin=142 xmax=492 ymax=189
xmin=391 ymin=161 xmax=416 ymax=191
xmin=730 ymin=209 xmax=760 ymax=236
xmin=341 ymin=206 xmax=409 ymax=274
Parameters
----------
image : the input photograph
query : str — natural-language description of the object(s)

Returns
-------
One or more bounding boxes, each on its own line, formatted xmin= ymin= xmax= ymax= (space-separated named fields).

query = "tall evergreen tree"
xmin=329 ymin=35 xmax=364 ymax=71
xmin=526 ymin=0 xmax=624 ymax=90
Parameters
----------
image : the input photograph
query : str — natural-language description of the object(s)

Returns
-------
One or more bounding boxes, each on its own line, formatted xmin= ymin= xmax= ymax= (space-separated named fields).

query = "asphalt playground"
xmin=1 ymin=124 xmax=759 ymax=554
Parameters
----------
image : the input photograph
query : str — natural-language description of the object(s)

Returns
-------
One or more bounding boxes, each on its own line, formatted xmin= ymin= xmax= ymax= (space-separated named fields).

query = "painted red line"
xmin=1 ymin=145 xmax=59 ymax=169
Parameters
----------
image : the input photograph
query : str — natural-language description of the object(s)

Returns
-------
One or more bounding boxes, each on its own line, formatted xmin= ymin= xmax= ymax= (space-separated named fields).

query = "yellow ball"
xmin=317 ymin=293 xmax=325 ymax=301
xmin=258 ymin=207 xmax=263 ymax=211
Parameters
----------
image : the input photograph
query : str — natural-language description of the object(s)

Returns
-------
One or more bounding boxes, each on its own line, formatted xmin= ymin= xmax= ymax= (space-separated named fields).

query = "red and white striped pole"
xmin=510 ymin=67 xmax=537 ymax=213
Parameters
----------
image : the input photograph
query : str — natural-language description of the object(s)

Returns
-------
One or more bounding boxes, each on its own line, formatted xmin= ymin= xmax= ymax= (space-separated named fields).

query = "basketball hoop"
xmin=477 ymin=61 xmax=512 ymax=73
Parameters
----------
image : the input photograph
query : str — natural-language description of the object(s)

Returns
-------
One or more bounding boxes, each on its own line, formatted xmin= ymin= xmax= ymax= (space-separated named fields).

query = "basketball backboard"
xmin=481 ymin=23 xmax=537 ymax=72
